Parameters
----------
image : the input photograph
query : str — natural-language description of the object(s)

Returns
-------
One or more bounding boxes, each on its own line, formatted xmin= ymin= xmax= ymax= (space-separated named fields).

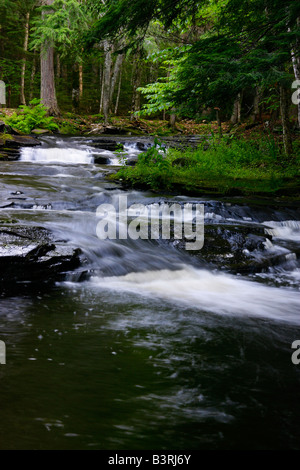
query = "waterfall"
xmin=20 ymin=147 xmax=94 ymax=164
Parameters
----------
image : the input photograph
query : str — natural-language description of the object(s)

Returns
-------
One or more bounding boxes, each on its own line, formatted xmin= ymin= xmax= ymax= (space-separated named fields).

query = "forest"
xmin=0 ymin=1 xmax=299 ymax=138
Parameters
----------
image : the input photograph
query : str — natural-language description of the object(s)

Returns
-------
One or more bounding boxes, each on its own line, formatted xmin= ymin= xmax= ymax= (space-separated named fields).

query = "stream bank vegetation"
xmin=111 ymin=134 xmax=300 ymax=198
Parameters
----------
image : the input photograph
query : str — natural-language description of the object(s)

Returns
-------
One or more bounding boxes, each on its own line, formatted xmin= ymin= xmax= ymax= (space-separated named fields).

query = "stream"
xmin=0 ymin=135 xmax=299 ymax=450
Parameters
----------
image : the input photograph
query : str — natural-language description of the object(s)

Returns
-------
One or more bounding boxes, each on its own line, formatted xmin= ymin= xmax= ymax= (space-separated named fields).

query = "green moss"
xmin=0 ymin=133 xmax=13 ymax=142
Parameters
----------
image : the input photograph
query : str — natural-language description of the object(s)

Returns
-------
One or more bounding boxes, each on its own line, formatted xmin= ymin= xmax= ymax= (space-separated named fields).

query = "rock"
xmin=91 ymin=139 xmax=123 ymax=151
xmin=164 ymin=222 xmax=287 ymax=274
xmin=102 ymin=126 xmax=128 ymax=135
xmin=93 ymin=155 xmax=111 ymax=164
xmin=0 ymin=225 xmax=82 ymax=295
xmin=0 ymin=124 xmax=41 ymax=161
xmin=4 ymin=134 xmax=41 ymax=148
xmin=125 ymin=157 xmax=138 ymax=166
xmin=0 ymin=120 xmax=20 ymax=135
xmin=31 ymin=128 xmax=50 ymax=135
xmin=136 ymin=141 xmax=147 ymax=151
xmin=0 ymin=147 xmax=21 ymax=161
xmin=88 ymin=124 xmax=128 ymax=135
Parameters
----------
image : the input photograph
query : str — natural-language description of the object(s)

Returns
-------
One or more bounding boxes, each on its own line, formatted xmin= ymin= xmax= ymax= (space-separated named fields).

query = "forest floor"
xmin=1 ymin=106 xmax=299 ymax=142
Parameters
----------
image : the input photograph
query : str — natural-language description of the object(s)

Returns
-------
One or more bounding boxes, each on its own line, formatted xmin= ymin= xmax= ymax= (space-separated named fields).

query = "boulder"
xmin=0 ymin=148 xmax=20 ymax=161
xmin=164 ymin=222 xmax=288 ymax=274
xmin=93 ymin=155 xmax=110 ymax=164
xmin=4 ymin=134 xmax=41 ymax=148
xmin=0 ymin=225 xmax=82 ymax=295
xmin=91 ymin=139 xmax=123 ymax=151
xmin=31 ymin=128 xmax=50 ymax=135
xmin=0 ymin=120 xmax=19 ymax=135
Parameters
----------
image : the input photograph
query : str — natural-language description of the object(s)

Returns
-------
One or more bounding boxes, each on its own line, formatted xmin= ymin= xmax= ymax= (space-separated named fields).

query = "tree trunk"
xmin=7 ymin=84 xmax=11 ymax=107
xmin=169 ymin=109 xmax=176 ymax=129
xmin=29 ymin=52 xmax=37 ymax=101
xmin=114 ymin=64 xmax=123 ymax=115
xmin=78 ymin=47 xmax=84 ymax=104
xmin=289 ymin=18 xmax=300 ymax=128
xmin=279 ymin=85 xmax=293 ymax=157
xmin=131 ymin=52 xmax=142 ymax=119
xmin=102 ymin=40 xmax=112 ymax=125
xmin=99 ymin=65 xmax=103 ymax=114
xmin=215 ymin=108 xmax=222 ymax=137
xmin=251 ymin=86 xmax=262 ymax=123
xmin=41 ymin=43 xmax=59 ymax=115
xmin=110 ymin=53 xmax=124 ymax=109
xmin=79 ymin=62 xmax=83 ymax=101
xmin=20 ymin=12 xmax=30 ymax=105
xmin=230 ymin=92 xmax=243 ymax=124
xmin=40 ymin=0 xmax=59 ymax=116
xmin=56 ymin=53 xmax=61 ymax=79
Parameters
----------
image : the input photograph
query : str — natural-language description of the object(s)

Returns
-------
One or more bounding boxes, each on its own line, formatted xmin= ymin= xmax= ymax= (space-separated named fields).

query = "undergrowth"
xmin=5 ymin=99 xmax=59 ymax=134
xmin=112 ymin=135 xmax=300 ymax=195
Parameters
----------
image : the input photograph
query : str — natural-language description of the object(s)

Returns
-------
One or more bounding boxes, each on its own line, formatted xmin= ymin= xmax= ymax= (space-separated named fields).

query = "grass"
xmin=111 ymin=135 xmax=300 ymax=197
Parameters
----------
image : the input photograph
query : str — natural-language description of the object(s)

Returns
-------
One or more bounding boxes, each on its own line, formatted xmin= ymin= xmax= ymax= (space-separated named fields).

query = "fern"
xmin=6 ymin=99 xmax=59 ymax=134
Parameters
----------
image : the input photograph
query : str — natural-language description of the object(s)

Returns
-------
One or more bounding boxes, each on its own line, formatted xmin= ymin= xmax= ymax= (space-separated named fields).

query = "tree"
xmin=39 ymin=0 xmax=59 ymax=115
xmin=85 ymin=0 xmax=206 ymax=44
xmin=135 ymin=0 xmax=300 ymax=156
xmin=31 ymin=0 xmax=91 ymax=115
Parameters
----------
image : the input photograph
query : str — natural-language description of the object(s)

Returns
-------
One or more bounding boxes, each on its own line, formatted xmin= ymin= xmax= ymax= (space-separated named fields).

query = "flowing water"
xmin=0 ymin=136 xmax=299 ymax=450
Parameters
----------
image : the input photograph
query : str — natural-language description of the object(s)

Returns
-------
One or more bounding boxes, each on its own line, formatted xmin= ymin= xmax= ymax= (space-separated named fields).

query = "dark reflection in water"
xmin=0 ymin=286 xmax=299 ymax=450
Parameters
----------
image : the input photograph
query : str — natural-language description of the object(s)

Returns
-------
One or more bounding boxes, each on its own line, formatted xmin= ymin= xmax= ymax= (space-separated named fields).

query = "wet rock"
xmin=0 ymin=147 xmax=20 ymax=161
xmin=93 ymin=155 xmax=111 ymax=164
xmin=0 ymin=225 xmax=82 ymax=294
xmin=166 ymin=223 xmax=290 ymax=274
xmin=90 ymin=139 xmax=123 ymax=151
xmin=136 ymin=141 xmax=148 ymax=151
xmin=4 ymin=135 xmax=41 ymax=148
xmin=0 ymin=121 xmax=19 ymax=135
xmin=125 ymin=157 xmax=139 ymax=166
xmin=0 ymin=133 xmax=41 ymax=161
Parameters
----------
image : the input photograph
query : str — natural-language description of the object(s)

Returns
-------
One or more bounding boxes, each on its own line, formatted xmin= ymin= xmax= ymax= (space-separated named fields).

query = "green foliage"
xmin=117 ymin=138 xmax=172 ymax=189
xmin=113 ymin=136 xmax=300 ymax=195
xmin=30 ymin=0 xmax=91 ymax=60
xmin=85 ymin=0 xmax=203 ymax=44
xmin=0 ymin=133 xmax=13 ymax=142
xmin=59 ymin=121 xmax=78 ymax=135
xmin=131 ymin=0 xmax=300 ymax=123
xmin=6 ymin=99 xmax=59 ymax=134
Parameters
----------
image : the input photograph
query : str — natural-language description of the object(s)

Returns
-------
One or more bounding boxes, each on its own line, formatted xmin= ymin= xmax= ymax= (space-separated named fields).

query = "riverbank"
xmin=110 ymin=134 xmax=300 ymax=201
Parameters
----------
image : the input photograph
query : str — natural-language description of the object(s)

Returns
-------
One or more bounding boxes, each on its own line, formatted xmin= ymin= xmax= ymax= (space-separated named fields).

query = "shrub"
xmin=6 ymin=99 xmax=59 ymax=134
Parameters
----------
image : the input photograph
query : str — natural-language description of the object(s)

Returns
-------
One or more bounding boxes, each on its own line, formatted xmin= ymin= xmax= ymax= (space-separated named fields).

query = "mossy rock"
xmin=31 ymin=128 xmax=50 ymax=135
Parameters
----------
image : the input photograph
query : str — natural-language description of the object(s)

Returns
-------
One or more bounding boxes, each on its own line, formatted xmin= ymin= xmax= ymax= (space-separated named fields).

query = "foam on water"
xmin=21 ymin=147 xmax=94 ymax=164
xmin=264 ymin=220 xmax=300 ymax=242
xmin=87 ymin=266 xmax=300 ymax=324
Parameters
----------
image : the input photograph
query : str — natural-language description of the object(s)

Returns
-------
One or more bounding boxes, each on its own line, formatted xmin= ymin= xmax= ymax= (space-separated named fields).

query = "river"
xmin=0 ymin=135 xmax=299 ymax=450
